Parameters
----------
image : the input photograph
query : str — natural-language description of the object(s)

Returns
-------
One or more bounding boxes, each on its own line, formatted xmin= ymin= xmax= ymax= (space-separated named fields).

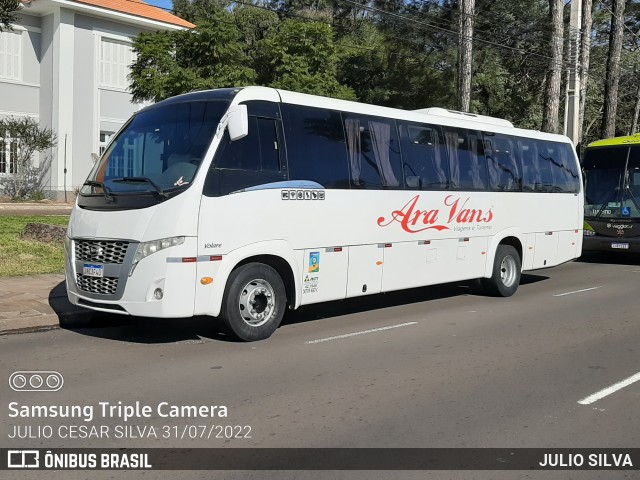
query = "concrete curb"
xmin=0 ymin=203 xmax=73 ymax=209
xmin=0 ymin=274 xmax=105 ymax=336
xmin=0 ymin=311 xmax=99 ymax=336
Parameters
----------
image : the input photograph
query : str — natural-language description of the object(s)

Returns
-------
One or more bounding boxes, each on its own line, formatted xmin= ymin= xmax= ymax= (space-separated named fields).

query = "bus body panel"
xmin=193 ymin=236 xmax=301 ymax=318
xmin=65 ymin=191 xmax=204 ymax=317
xmin=191 ymin=187 xmax=583 ymax=318
xmin=346 ymin=244 xmax=383 ymax=297
xmin=301 ymin=248 xmax=348 ymax=304
xmin=66 ymin=234 xmax=198 ymax=318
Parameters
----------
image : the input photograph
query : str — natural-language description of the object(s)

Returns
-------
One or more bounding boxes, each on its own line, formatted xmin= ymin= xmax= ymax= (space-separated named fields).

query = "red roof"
xmin=73 ymin=0 xmax=195 ymax=28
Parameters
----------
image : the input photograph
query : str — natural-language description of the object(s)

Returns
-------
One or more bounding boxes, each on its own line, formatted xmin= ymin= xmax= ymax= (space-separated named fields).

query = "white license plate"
xmin=611 ymin=243 xmax=629 ymax=250
xmin=83 ymin=264 xmax=104 ymax=277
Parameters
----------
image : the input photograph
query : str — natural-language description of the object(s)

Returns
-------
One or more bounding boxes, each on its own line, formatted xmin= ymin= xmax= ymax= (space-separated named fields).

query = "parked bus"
xmin=582 ymin=134 xmax=640 ymax=253
xmin=65 ymin=87 xmax=583 ymax=341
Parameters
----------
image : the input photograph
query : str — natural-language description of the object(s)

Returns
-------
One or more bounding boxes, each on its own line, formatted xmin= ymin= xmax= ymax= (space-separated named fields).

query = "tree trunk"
xmin=578 ymin=0 xmax=594 ymax=148
xmin=457 ymin=0 xmax=475 ymax=112
xmin=601 ymin=0 xmax=626 ymax=138
xmin=631 ymin=81 xmax=640 ymax=135
xmin=542 ymin=0 xmax=564 ymax=133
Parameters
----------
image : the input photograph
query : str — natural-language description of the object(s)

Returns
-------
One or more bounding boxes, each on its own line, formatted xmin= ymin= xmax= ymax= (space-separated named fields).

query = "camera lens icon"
xmin=9 ymin=371 xmax=63 ymax=392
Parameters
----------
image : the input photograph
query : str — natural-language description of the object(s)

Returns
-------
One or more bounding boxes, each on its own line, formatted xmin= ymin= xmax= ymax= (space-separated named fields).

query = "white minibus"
xmin=65 ymin=87 xmax=583 ymax=340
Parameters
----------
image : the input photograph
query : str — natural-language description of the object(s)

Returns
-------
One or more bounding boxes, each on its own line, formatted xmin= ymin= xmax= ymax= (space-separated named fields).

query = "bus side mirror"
xmin=227 ymin=105 xmax=248 ymax=141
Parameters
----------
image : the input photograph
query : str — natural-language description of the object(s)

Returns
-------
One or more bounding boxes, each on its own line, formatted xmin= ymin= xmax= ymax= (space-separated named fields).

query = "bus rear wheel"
xmin=482 ymin=245 xmax=521 ymax=297
xmin=221 ymin=263 xmax=286 ymax=341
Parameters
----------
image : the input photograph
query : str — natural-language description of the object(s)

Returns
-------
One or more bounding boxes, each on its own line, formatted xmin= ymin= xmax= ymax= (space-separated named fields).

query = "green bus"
xmin=582 ymin=133 xmax=640 ymax=252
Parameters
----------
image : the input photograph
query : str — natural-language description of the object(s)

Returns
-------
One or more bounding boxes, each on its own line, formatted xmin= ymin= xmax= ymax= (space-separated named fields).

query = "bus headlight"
xmin=130 ymin=236 xmax=185 ymax=276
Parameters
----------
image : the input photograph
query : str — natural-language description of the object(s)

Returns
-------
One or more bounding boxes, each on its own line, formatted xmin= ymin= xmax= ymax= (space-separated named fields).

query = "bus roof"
xmin=588 ymin=133 xmax=640 ymax=148
xmin=413 ymin=107 xmax=515 ymax=128
xmin=147 ymin=86 xmax=573 ymax=145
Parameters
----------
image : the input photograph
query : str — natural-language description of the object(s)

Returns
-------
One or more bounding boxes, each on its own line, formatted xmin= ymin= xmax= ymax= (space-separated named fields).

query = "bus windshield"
xmin=82 ymin=100 xmax=229 ymax=198
xmin=583 ymin=145 xmax=640 ymax=220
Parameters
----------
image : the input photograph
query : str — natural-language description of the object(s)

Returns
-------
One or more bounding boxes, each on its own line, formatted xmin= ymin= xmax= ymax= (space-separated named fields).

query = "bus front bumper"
xmin=582 ymin=234 xmax=640 ymax=253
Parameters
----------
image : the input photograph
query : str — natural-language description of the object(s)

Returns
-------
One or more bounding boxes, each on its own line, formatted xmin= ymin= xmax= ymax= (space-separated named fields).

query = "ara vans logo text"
xmin=377 ymin=195 xmax=494 ymax=234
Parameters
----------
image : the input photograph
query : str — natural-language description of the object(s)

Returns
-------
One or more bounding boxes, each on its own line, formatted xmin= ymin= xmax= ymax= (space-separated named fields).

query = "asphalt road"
xmin=1 ymin=253 xmax=640 ymax=479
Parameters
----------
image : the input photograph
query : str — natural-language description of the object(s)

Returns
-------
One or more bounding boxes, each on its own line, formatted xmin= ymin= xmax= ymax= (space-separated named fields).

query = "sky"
xmin=145 ymin=0 xmax=174 ymax=12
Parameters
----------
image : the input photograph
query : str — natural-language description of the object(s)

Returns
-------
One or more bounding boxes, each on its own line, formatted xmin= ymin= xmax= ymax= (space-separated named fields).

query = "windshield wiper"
xmin=594 ymin=186 xmax=620 ymax=219
xmin=83 ymin=180 xmax=114 ymax=203
xmin=112 ymin=177 xmax=168 ymax=199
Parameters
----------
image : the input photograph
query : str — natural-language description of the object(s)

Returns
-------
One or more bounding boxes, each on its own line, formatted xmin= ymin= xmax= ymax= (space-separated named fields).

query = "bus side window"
xmin=442 ymin=126 xmax=488 ymax=190
xmin=216 ymin=117 xmax=281 ymax=172
xmin=484 ymin=133 xmax=521 ymax=191
xmin=215 ymin=117 xmax=261 ymax=170
xmin=344 ymin=114 xmax=402 ymax=189
xmin=398 ymin=123 xmax=448 ymax=190
xmin=549 ymin=142 xmax=581 ymax=193
xmin=631 ymin=147 xmax=640 ymax=199
xmin=281 ymin=104 xmax=350 ymax=189
xmin=205 ymin=116 xmax=286 ymax=196
xmin=519 ymin=139 xmax=542 ymax=191
xmin=534 ymin=140 xmax=557 ymax=191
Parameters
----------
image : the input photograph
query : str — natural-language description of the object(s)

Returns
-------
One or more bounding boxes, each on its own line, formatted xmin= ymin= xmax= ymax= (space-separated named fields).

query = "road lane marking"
xmin=553 ymin=286 xmax=602 ymax=297
xmin=578 ymin=372 xmax=640 ymax=405
xmin=305 ymin=322 xmax=418 ymax=344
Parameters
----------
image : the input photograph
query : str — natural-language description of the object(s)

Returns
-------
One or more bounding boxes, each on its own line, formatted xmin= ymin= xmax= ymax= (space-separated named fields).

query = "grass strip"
xmin=0 ymin=216 xmax=69 ymax=277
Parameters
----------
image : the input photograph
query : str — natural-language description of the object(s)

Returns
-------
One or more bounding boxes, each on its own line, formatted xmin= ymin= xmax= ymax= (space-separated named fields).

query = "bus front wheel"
xmin=221 ymin=263 xmax=286 ymax=341
xmin=482 ymin=245 xmax=521 ymax=297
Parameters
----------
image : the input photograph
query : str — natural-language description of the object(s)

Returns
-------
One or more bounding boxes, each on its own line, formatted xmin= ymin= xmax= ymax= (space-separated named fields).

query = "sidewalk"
xmin=1 ymin=202 xmax=88 ymax=334
xmin=0 ymin=201 xmax=73 ymax=216
xmin=0 ymin=274 xmax=93 ymax=335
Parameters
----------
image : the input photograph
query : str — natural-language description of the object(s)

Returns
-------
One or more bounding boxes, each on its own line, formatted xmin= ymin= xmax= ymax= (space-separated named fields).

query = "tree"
xmin=129 ymin=9 xmax=257 ymax=103
xmin=578 ymin=0 xmax=595 ymax=146
xmin=0 ymin=0 xmax=21 ymax=31
xmin=259 ymin=19 xmax=356 ymax=99
xmin=601 ymin=0 xmax=627 ymax=138
xmin=457 ymin=0 xmax=475 ymax=112
xmin=0 ymin=117 xmax=57 ymax=199
xmin=172 ymin=0 xmax=225 ymax=23
xmin=473 ymin=0 xmax=552 ymax=127
xmin=541 ymin=0 xmax=564 ymax=133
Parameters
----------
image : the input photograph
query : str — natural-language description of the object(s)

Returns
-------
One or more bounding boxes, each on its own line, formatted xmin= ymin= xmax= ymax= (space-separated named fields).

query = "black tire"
xmin=481 ymin=245 xmax=521 ymax=297
xmin=221 ymin=263 xmax=286 ymax=341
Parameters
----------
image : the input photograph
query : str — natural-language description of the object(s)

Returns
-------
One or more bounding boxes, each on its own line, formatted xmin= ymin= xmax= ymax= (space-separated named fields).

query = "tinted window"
xmin=546 ymin=142 xmax=580 ymax=193
xmin=85 ymin=100 xmax=226 ymax=195
xmin=629 ymin=146 xmax=640 ymax=198
xmin=484 ymin=133 xmax=521 ymax=191
xmin=344 ymin=113 xmax=402 ymax=189
xmin=216 ymin=116 xmax=280 ymax=172
xmin=398 ymin=123 xmax=448 ymax=189
xmin=442 ymin=127 xmax=488 ymax=190
xmin=206 ymin=116 xmax=286 ymax=196
xmin=281 ymin=104 xmax=350 ymax=188
xmin=519 ymin=139 xmax=579 ymax=192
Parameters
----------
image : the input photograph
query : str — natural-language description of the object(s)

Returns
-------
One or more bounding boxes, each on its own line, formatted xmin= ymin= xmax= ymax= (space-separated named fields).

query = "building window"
xmin=100 ymin=38 xmax=135 ymax=90
xmin=0 ymin=30 xmax=22 ymax=81
xmin=99 ymin=131 xmax=114 ymax=156
xmin=0 ymin=135 xmax=19 ymax=174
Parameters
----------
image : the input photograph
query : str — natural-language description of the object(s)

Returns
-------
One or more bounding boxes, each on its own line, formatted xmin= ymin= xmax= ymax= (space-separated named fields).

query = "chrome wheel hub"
xmin=238 ymin=279 xmax=275 ymax=327
xmin=500 ymin=255 xmax=517 ymax=287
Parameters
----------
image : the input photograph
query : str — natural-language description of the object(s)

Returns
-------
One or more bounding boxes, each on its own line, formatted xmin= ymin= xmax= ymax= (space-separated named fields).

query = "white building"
xmin=0 ymin=0 xmax=193 ymax=199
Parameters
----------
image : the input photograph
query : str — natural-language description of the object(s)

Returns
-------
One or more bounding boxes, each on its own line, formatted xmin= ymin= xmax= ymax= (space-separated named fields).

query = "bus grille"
xmin=76 ymin=274 xmax=119 ymax=295
xmin=75 ymin=240 xmax=129 ymax=264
